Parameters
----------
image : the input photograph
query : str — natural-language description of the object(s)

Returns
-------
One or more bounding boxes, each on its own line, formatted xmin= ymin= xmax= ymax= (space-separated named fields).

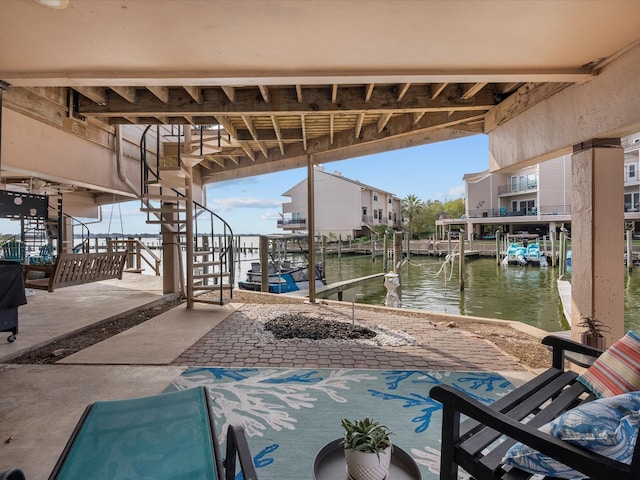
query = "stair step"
xmin=143 ymin=195 xmax=188 ymax=203
xmin=194 ymin=260 xmax=223 ymax=268
xmin=193 ymin=272 xmax=231 ymax=280
xmin=192 ymin=284 xmax=232 ymax=291
xmin=124 ymin=268 xmax=144 ymax=274
xmin=193 ymin=250 xmax=220 ymax=257
xmin=145 ymin=220 xmax=187 ymax=225
xmin=193 ymin=297 xmax=225 ymax=305
xmin=140 ymin=207 xmax=188 ymax=213
xmin=144 ymin=179 xmax=187 ymax=189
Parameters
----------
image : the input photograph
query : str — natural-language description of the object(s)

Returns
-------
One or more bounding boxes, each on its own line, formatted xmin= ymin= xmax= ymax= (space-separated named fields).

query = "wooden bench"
xmin=430 ymin=335 xmax=640 ymax=480
xmin=24 ymin=252 xmax=127 ymax=292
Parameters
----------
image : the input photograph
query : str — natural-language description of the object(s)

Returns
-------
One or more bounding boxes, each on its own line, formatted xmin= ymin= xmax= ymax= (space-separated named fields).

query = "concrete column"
xmin=161 ymin=204 xmax=180 ymax=295
xmin=571 ymin=138 xmax=624 ymax=345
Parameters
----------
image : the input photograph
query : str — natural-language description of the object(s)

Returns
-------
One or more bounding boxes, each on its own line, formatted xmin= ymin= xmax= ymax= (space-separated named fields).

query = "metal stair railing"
xmin=139 ymin=125 xmax=235 ymax=305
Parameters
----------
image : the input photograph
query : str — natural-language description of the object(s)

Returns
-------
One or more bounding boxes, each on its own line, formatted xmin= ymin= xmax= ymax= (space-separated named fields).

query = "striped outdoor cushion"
xmin=577 ymin=330 xmax=640 ymax=398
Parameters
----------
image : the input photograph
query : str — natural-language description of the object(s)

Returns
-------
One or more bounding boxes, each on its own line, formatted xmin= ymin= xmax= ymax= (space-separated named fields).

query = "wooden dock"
xmin=315 ymin=272 xmax=386 ymax=300
xmin=557 ymin=279 xmax=572 ymax=325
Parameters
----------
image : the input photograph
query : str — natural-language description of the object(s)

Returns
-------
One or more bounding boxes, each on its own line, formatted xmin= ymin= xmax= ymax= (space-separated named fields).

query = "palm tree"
xmin=402 ymin=194 xmax=424 ymax=240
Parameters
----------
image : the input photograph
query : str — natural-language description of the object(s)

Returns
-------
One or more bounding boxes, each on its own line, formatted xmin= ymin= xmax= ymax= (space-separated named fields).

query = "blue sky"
xmin=1 ymin=134 xmax=490 ymax=236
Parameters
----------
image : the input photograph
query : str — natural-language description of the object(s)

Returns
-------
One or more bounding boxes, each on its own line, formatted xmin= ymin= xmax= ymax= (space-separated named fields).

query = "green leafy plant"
xmin=341 ymin=417 xmax=392 ymax=455
xmin=577 ymin=316 xmax=610 ymax=337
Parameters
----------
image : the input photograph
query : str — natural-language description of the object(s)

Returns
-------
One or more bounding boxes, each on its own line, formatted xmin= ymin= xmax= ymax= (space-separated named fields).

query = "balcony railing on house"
xmin=497 ymin=182 xmax=538 ymax=196
xmin=277 ymin=218 xmax=307 ymax=228
xmin=466 ymin=205 xmax=572 ymax=218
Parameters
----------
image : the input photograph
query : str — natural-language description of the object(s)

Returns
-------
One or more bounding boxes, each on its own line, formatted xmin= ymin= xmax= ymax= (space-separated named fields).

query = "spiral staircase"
xmin=139 ymin=125 xmax=235 ymax=307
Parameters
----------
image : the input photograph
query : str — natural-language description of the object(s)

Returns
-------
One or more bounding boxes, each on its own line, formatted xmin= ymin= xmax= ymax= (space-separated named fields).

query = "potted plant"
xmin=341 ymin=417 xmax=392 ymax=480
xmin=578 ymin=316 xmax=609 ymax=350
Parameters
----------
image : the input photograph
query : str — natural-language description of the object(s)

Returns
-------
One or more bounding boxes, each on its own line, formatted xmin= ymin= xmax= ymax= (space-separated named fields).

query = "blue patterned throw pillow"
xmin=502 ymin=392 xmax=640 ymax=479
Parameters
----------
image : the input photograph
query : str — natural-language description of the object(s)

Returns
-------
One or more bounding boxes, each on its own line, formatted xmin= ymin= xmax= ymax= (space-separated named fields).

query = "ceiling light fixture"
xmin=34 ymin=0 xmax=70 ymax=10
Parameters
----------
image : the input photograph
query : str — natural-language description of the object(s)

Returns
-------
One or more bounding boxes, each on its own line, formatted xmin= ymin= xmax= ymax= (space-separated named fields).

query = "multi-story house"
xmin=439 ymin=133 xmax=640 ymax=240
xmin=278 ymin=166 xmax=402 ymax=239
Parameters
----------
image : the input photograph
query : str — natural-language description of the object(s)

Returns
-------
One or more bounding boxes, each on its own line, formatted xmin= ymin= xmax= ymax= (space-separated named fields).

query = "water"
xmin=105 ymin=236 xmax=640 ymax=333
xmin=319 ymin=254 xmax=568 ymax=332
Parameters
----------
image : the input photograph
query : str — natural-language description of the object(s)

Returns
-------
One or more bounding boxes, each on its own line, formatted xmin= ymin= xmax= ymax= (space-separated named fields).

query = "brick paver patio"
xmin=174 ymin=302 xmax=526 ymax=371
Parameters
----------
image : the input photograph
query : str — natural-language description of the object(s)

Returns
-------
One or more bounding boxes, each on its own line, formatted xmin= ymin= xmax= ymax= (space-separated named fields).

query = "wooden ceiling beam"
xmin=221 ymin=86 xmax=236 ymax=103
xmin=271 ymin=114 xmax=285 ymax=155
xmin=79 ymin=84 xmax=498 ymax=117
xmin=241 ymin=115 xmax=268 ymax=158
xmin=238 ymin=141 xmax=255 ymax=161
xmin=236 ymin=128 xmax=302 ymax=141
xmin=147 ymin=86 xmax=170 ymax=103
xmin=431 ymin=83 xmax=448 ymax=100
xmin=331 ymin=84 xmax=338 ymax=103
xmin=461 ymin=82 xmax=488 ymax=100
xmin=183 ymin=86 xmax=202 ymax=104
xmin=377 ymin=112 xmax=392 ymax=132
xmin=74 ymin=86 xmax=107 ymax=105
xmin=365 ymin=83 xmax=375 ymax=102
xmin=301 ymin=114 xmax=308 ymax=151
xmin=295 ymin=85 xmax=302 ymax=103
xmin=412 ymin=112 xmax=426 ymax=125
xmin=258 ymin=85 xmax=270 ymax=103
xmin=397 ymin=83 xmax=411 ymax=101
xmin=355 ymin=112 xmax=365 ymax=139
xmin=329 ymin=113 xmax=334 ymax=144
xmin=204 ymin=110 xmax=486 ymax=176
xmin=110 ymin=86 xmax=137 ymax=103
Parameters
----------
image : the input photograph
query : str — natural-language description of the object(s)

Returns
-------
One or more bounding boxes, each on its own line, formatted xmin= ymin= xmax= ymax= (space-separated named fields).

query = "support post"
xmin=383 ymin=233 xmax=388 ymax=272
xmin=627 ymin=228 xmax=633 ymax=273
xmin=161 ymin=203 xmax=180 ymax=295
xmin=306 ymin=155 xmax=316 ymax=302
xmin=495 ymin=230 xmax=501 ymax=265
xmin=393 ymin=231 xmax=403 ymax=303
xmin=260 ymin=235 xmax=269 ymax=292
xmin=459 ymin=235 xmax=465 ymax=291
xmin=571 ymin=138 xmax=624 ymax=345
xmin=185 ymin=162 xmax=195 ymax=308
xmin=549 ymin=222 xmax=557 ymax=267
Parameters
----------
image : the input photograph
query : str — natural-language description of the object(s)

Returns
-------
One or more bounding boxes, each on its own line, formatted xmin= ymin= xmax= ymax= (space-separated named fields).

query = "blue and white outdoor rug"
xmin=167 ymin=368 xmax=514 ymax=480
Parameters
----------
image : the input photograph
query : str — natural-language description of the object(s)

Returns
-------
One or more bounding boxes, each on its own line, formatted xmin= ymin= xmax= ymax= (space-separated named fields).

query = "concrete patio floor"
xmin=0 ymin=274 xmax=538 ymax=478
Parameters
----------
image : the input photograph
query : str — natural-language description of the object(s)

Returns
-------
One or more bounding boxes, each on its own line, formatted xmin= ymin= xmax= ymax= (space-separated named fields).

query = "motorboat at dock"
xmin=238 ymin=234 xmax=327 ymax=294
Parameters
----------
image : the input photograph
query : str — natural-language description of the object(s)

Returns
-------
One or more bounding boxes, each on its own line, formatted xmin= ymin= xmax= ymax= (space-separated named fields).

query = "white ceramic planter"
xmin=344 ymin=446 xmax=392 ymax=480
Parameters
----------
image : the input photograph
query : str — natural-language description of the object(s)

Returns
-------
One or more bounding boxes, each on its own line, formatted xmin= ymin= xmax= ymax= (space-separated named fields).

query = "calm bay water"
xmin=129 ymin=236 xmax=640 ymax=333
xmin=319 ymin=254 xmax=569 ymax=332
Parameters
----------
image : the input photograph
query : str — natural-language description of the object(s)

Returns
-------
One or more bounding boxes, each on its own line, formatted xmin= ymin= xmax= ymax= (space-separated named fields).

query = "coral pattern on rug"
xmin=167 ymin=368 xmax=513 ymax=480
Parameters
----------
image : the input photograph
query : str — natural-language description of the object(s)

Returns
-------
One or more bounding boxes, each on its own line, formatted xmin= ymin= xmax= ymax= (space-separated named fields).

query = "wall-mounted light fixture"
xmin=34 ymin=0 xmax=69 ymax=9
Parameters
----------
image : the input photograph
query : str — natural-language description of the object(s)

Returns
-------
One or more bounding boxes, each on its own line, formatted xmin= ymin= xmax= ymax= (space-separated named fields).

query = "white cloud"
xmin=209 ymin=196 xmax=283 ymax=212
xmin=446 ymin=184 xmax=465 ymax=198
xmin=260 ymin=210 xmax=282 ymax=221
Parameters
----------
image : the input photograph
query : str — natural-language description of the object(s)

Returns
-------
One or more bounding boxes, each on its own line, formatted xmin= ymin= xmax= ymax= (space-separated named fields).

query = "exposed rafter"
xmin=295 ymin=85 xmax=302 ymax=103
xmin=431 ymin=83 xmax=448 ymax=100
xmin=301 ymin=114 xmax=308 ymax=150
xmin=221 ymin=86 xmax=236 ymax=103
xmin=258 ymin=85 xmax=270 ymax=103
xmin=377 ymin=112 xmax=392 ymax=133
xmin=74 ymin=86 xmax=107 ymax=105
xmin=271 ymin=114 xmax=285 ymax=155
xmin=331 ymin=84 xmax=338 ymax=103
xmin=241 ymin=115 xmax=268 ymax=157
xmin=365 ymin=83 xmax=375 ymax=102
xmin=355 ymin=112 xmax=365 ymax=138
xmin=397 ymin=83 xmax=411 ymax=101
xmin=147 ymin=86 xmax=169 ymax=103
xmin=111 ymin=86 xmax=137 ymax=103
xmin=183 ymin=86 xmax=202 ymax=104
xmin=461 ymin=82 xmax=488 ymax=100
